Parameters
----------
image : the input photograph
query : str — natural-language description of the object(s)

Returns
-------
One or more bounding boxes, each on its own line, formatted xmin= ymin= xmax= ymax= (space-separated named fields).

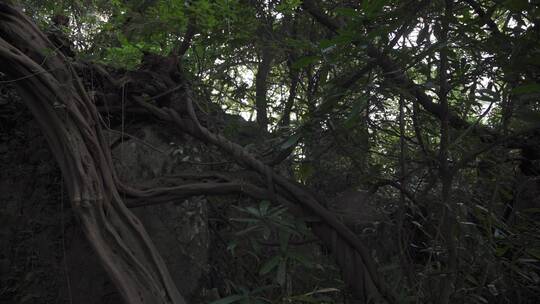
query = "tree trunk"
xmin=0 ymin=4 xmax=186 ymax=304
xmin=255 ymin=46 xmax=273 ymax=132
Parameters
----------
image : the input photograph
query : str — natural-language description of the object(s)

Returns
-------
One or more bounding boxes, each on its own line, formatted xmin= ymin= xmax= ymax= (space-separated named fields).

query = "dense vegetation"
xmin=1 ymin=0 xmax=540 ymax=303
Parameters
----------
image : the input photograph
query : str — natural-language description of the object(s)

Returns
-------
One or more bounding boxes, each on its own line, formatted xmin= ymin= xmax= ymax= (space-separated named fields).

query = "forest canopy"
xmin=1 ymin=0 xmax=540 ymax=303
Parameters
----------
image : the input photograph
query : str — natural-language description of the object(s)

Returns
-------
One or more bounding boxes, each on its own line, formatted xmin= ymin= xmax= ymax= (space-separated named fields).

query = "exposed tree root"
xmin=0 ymin=4 xmax=185 ymax=304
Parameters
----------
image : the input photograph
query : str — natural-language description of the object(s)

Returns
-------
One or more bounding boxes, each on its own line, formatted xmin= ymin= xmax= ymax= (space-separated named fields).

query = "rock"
xmin=111 ymin=124 xmax=210 ymax=298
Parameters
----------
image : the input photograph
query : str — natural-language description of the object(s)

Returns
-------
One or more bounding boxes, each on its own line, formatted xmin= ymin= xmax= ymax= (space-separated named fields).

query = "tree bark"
xmin=255 ymin=46 xmax=274 ymax=132
xmin=0 ymin=4 xmax=186 ymax=304
xmin=437 ymin=2 xmax=457 ymax=302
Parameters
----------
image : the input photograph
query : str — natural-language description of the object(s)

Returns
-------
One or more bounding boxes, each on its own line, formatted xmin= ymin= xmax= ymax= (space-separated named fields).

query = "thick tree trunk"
xmin=0 ymin=4 xmax=185 ymax=304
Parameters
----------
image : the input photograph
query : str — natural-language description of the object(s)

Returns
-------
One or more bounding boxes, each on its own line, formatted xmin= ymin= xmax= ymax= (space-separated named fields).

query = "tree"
xmin=1 ymin=0 xmax=540 ymax=303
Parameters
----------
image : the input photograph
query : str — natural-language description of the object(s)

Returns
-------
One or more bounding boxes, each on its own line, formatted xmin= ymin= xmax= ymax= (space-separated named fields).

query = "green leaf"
xmin=230 ymin=218 xmax=260 ymax=223
xmin=495 ymin=245 xmax=509 ymax=257
xmin=252 ymin=299 xmax=271 ymax=304
xmin=466 ymin=274 xmax=479 ymax=285
xmin=235 ymin=225 xmax=261 ymax=236
xmin=512 ymin=84 xmax=540 ymax=95
xmin=276 ymin=0 xmax=302 ymax=13
xmin=335 ymin=7 xmax=360 ymax=18
xmin=332 ymin=31 xmax=357 ymax=46
xmin=522 ymin=208 xmax=540 ymax=214
xmin=268 ymin=205 xmax=288 ymax=217
xmin=209 ymin=295 xmax=246 ymax=304
xmin=525 ymin=54 xmax=540 ymax=66
xmin=287 ymin=251 xmax=313 ymax=268
xmin=296 ymin=162 xmax=315 ymax=182
xmin=344 ymin=98 xmax=368 ymax=129
xmin=280 ymin=133 xmax=301 ymax=149
xmin=227 ymin=241 xmax=238 ymax=254
xmin=366 ymin=25 xmax=391 ymax=40
xmin=245 ymin=206 xmax=261 ymax=216
xmin=262 ymin=226 xmax=271 ymax=240
xmin=250 ymin=285 xmax=276 ymax=295
xmin=319 ymin=39 xmax=336 ymax=50
xmin=286 ymin=295 xmax=320 ymax=303
xmin=259 ymin=200 xmax=270 ymax=215
xmin=279 ymin=231 xmax=290 ymax=251
xmin=276 ymin=259 xmax=287 ymax=285
xmin=515 ymin=109 xmax=540 ymax=125
xmin=259 ymin=256 xmax=281 ymax=275
xmin=319 ymin=31 xmax=359 ymax=50
xmin=362 ymin=0 xmax=385 ymax=18
xmin=291 ymin=55 xmax=320 ymax=69
xmin=277 ymin=225 xmax=301 ymax=238
xmin=526 ymin=248 xmax=540 ymax=260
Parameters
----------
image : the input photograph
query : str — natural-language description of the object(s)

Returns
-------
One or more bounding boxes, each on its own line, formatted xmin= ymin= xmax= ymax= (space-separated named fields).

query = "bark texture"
xmin=0 ymin=4 xmax=186 ymax=304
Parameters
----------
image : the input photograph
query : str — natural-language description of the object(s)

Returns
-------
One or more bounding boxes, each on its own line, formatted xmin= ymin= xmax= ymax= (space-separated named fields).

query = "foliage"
xmin=12 ymin=0 xmax=540 ymax=302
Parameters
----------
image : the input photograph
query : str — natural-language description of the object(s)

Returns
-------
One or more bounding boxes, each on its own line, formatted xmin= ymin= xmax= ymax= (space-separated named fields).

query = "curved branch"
xmin=0 ymin=4 xmax=186 ymax=304
xmin=134 ymin=83 xmax=397 ymax=302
